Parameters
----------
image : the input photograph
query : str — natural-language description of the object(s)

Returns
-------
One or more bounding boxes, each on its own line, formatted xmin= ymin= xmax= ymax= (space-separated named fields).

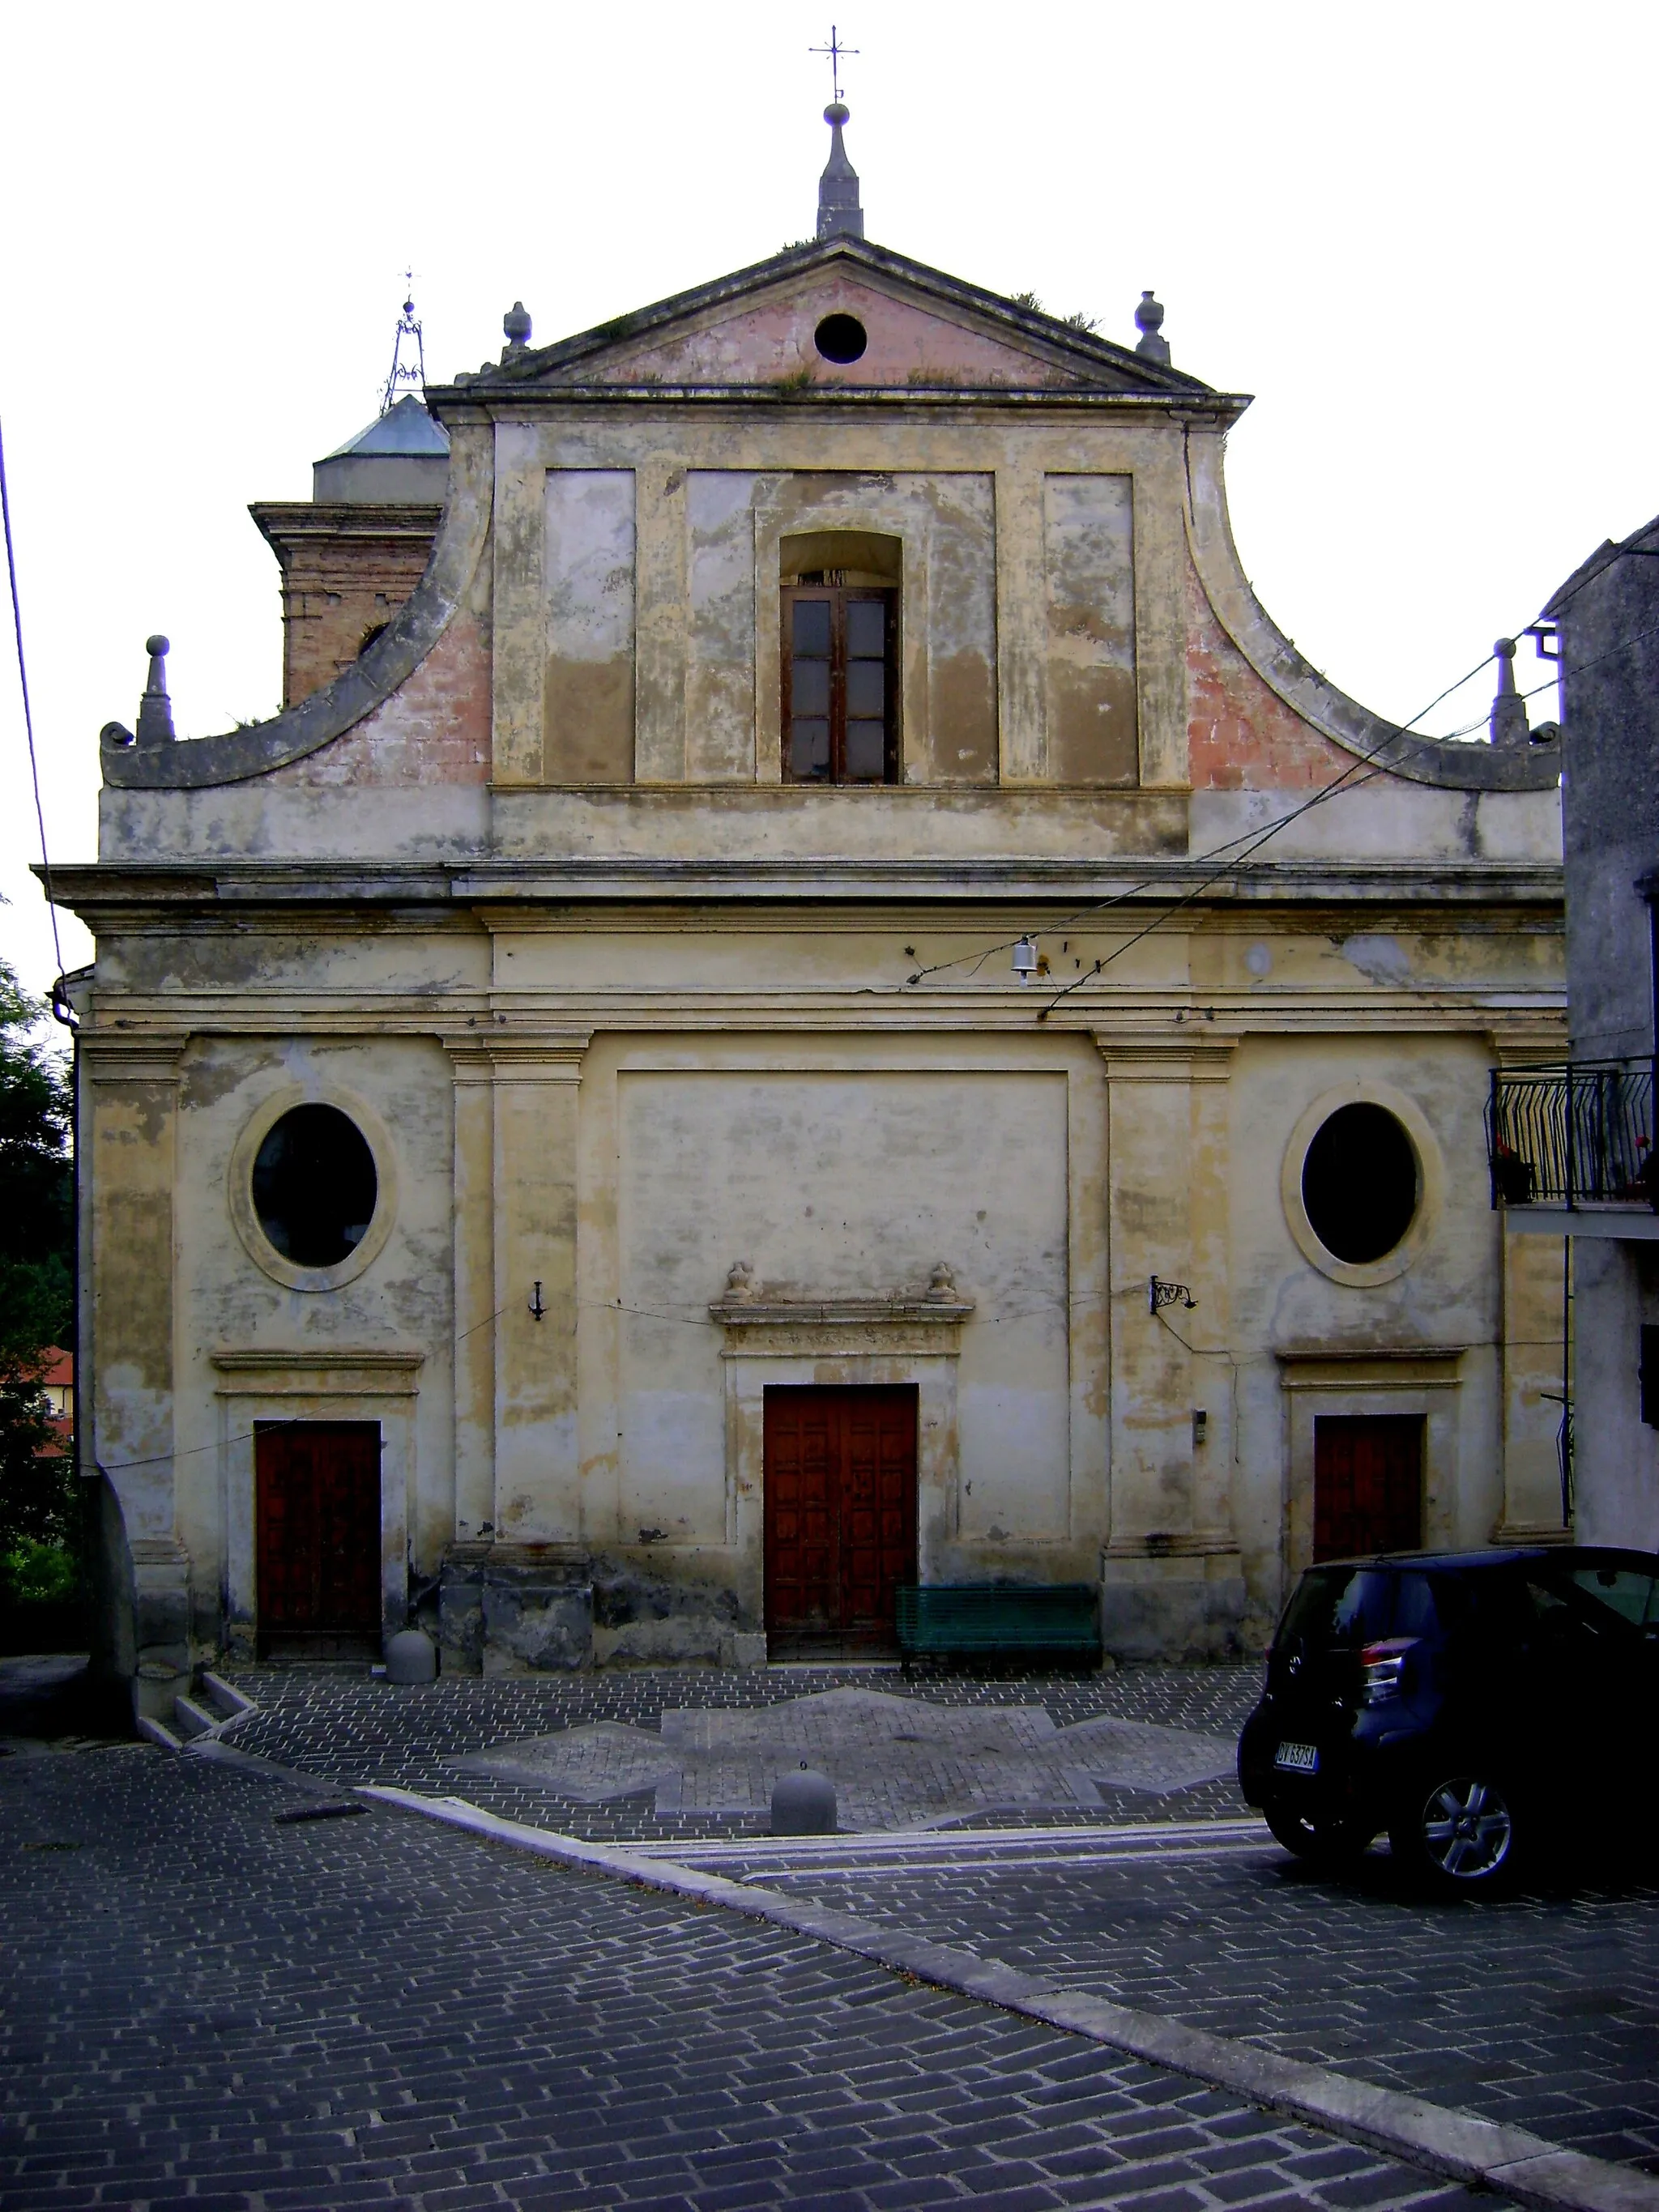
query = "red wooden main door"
xmin=1312 ymin=1415 xmax=1423 ymax=1562
xmin=255 ymin=1421 xmax=382 ymax=1656
xmin=764 ymin=1386 xmax=917 ymax=1656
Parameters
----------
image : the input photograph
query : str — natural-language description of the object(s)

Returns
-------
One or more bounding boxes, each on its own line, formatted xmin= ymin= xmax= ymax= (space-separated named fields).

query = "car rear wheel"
xmin=1391 ymin=1775 xmax=1517 ymax=1892
xmin=1264 ymin=1800 xmax=1374 ymax=1866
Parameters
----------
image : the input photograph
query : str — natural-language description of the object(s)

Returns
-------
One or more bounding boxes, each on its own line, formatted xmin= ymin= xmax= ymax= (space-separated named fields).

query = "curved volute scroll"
xmin=1183 ymin=428 xmax=1559 ymax=793
xmin=100 ymin=421 xmax=495 ymax=791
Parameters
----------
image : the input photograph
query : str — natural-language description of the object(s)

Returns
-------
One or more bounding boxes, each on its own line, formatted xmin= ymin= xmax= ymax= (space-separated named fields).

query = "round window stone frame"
xmin=813 ymin=312 xmax=868 ymax=364
xmin=229 ymin=1085 xmax=397 ymax=1293
xmin=1280 ymin=1081 xmax=1440 ymax=1289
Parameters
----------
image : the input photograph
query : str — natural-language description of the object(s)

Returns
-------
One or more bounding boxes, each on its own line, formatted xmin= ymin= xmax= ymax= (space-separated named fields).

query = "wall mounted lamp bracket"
xmin=1149 ymin=1276 xmax=1196 ymax=1315
xmin=529 ymin=1280 xmax=545 ymax=1322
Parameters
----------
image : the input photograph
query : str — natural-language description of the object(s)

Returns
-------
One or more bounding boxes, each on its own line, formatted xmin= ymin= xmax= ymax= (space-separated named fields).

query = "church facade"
xmin=60 ymin=117 xmax=1569 ymax=1709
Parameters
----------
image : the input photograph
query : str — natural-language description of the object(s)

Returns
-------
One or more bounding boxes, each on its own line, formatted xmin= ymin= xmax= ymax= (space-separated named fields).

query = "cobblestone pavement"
xmin=683 ymin=1829 xmax=1659 ymax=2173
xmin=221 ymin=1664 xmax=1261 ymax=1844
xmin=0 ymin=1741 xmax=1492 ymax=2212
xmin=454 ymin=1689 xmax=1236 ymax=1830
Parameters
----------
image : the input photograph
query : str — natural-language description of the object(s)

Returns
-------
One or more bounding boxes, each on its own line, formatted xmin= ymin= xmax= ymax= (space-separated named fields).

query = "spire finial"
xmin=381 ymin=272 xmax=427 ymax=415
xmin=1489 ymin=638 xmax=1529 ymax=746
xmin=811 ymin=26 xmax=864 ymax=239
xmin=1134 ymin=290 xmax=1171 ymax=365
xmin=135 ymin=635 xmax=175 ymax=748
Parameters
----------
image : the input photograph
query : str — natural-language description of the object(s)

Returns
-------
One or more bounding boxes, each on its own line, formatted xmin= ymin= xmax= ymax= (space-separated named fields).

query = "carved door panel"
xmin=1312 ymin=1415 xmax=1423 ymax=1562
xmin=764 ymin=1386 xmax=917 ymax=1657
xmin=255 ymin=1421 xmax=382 ymax=1656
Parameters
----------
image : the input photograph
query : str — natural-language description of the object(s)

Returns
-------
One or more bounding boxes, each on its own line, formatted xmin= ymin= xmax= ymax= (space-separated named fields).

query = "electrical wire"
xmin=902 ymin=645 xmax=1501 ymax=993
xmin=0 ymin=414 xmax=65 ymax=987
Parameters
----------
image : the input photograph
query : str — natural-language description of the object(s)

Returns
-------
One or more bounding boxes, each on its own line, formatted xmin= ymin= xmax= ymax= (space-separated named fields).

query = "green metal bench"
xmin=895 ymin=1583 xmax=1101 ymax=1672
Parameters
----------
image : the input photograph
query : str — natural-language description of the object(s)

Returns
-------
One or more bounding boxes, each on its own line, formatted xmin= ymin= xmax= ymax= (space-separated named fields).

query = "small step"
xmin=172 ymin=1694 xmax=219 ymax=1741
xmin=136 ymin=1713 xmax=183 ymax=1752
xmin=198 ymin=1671 xmax=256 ymax=1723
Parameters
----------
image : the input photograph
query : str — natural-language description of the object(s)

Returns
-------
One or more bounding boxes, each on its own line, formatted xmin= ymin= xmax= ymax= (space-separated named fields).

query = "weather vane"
xmin=810 ymin=24 xmax=858 ymax=103
xmin=379 ymin=269 xmax=427 ymax=416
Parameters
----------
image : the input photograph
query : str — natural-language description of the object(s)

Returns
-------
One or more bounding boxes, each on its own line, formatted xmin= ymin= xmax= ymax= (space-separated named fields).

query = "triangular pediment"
xmin=465 ymin=237 xmax=1214 ymax=399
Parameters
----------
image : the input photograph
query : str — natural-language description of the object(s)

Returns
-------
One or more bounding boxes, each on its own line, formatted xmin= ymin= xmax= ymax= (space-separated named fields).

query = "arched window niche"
xmin=780 ymin=530 xmax=902 ymax=785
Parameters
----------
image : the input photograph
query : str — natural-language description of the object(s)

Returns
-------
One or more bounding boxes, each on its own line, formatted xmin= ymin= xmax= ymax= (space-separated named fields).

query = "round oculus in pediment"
xmin=814 ymin=313 xmax=868 ymax=365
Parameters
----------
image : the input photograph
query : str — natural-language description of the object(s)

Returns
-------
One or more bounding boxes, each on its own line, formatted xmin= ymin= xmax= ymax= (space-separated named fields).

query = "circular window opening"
xmin=1301 ymin=1102 xmax=1419 ymax=1265
xmin=814 ymin=313 xmax=868 ymax=364
xmin=251 ymin=1103 xmax=378 ymax=1268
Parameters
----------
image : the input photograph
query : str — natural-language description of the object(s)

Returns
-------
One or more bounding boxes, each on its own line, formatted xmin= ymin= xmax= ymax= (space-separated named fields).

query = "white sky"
xmin=0 ymin=0 xmax=1653 ymax=1002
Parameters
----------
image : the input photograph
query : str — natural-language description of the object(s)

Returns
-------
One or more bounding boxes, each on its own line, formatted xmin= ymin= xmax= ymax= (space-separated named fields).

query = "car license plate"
xmin=1274 ymin=1741 xmax=1319 ymax=1773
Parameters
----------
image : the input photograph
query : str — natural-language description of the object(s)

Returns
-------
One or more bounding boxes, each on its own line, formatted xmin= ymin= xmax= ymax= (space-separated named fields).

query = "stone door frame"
xmin=710 ymin=1298 xmax=972 ymax=1588
xmin=1276 ymin=1345 xmax=1465 ymax=1592
xmin=211 ymin=1349 xmax=424 ymax=1660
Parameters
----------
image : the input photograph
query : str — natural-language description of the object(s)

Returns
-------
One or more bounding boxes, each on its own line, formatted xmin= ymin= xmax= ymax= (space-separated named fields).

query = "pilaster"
xmin=490 ymin=425 xmax=547 ymax=785
xmin=995 ymin=462 xmax=1046 ymax=781
xmin=1096 ymin=1038 xmax=1238 ymax=1551
xmin=489 ymin=1038 xmax=591 ymax=1541
xmin=634 ymin=453 xmax=689 ymax=782
xmin=80 ymin=1034 xmax=186 ymax=1708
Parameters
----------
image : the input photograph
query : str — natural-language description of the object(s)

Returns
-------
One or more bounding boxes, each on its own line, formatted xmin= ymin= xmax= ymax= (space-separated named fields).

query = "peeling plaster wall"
xmin=544 ymin=471 xmax=635 ymax=783
xmin=169 ymin=1033 xmax=457 ymax=1653
xmin=613 ymin=1068 xmax=1072 ymax=1551
xmin=1044 ymin=475 xmax=1137 ymax=785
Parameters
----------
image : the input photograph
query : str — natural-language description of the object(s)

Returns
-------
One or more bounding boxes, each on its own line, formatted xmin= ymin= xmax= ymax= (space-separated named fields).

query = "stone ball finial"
xmin=1495 ymin=637 xmax=1517 ymax=659
xmin=1134 ymin=290 xmax=1171 ymax=366
xmin=145 ymin=634 xmax=169 ymax=658
xmin=825 ymin=100 xmax=849 ymax=126
xmin=503 ymin=300 xmax=532 ymax=348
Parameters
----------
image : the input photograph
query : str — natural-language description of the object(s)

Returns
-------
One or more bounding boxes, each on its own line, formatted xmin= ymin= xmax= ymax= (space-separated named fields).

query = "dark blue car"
xmin=1238 ymin=1545 xmax=1659 ymax=1890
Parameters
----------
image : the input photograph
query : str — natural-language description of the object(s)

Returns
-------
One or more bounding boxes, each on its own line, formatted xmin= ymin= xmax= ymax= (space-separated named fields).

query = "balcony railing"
xmin=1486 ymin=1061 xmax=1657 ymax=1209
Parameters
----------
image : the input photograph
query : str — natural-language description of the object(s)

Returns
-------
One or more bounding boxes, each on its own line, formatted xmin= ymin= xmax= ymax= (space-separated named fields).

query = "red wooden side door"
xmin=764 ymin=1386 xmax=917 ymax=1656
xmin=1313 ymin=1415 xmax=1423 ymax=1562
xmin=255 ymin=1421 xmax=382 ymax=1655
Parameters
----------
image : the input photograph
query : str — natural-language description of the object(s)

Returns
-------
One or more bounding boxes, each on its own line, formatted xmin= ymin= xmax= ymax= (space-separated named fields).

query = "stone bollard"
xmin=770 ymin=1761 xmax=836 ymax=1835
xmin=384 ymin=1629 xmax=437 ymax=1685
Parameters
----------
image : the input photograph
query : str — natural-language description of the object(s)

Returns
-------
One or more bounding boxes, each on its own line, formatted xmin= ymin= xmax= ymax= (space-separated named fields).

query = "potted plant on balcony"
xmin=1491 ymin=1139 xmax=1536 ymax=1206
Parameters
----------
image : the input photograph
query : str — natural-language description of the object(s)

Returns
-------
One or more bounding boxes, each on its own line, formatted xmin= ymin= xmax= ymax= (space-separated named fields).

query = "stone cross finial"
xmin=134 ymin=634 xmax=176 ymax=747
xmin=1134 ymin=292 xmax=1171 ymax=365
xmin=1489 ymin=638 xmax=1529 ymax=746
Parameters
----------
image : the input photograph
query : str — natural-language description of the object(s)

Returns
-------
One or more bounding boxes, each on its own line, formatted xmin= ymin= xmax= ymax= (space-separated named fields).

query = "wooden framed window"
xmin=783 ymin=584 xmax=898 ymax=783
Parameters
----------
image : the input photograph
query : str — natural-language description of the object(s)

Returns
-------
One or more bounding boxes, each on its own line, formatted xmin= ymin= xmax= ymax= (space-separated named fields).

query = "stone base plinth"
xmin=1098 ymin=1546 xmax=1247 ymax=1661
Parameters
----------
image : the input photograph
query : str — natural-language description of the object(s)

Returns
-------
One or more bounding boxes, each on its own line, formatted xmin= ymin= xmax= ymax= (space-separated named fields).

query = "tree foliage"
xmin=0 ymin=963 xmax=75 ymax=1571
xmin=0 ymin=964 xmax=71 ymax=1361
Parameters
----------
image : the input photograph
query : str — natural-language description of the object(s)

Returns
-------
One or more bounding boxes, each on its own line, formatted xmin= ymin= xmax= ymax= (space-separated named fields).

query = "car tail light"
xmin=1360 ymin=1638 xmax=1418 ymax=1704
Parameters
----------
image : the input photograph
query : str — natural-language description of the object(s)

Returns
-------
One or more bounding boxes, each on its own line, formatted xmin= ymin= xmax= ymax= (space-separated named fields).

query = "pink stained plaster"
xmin=594 ymin=279 xmax=1084 ymax=389
xmin=269 ymin=614 xmax=492 ymax=788
xmin=1186 ymin=563 xmax=1359 ymax=792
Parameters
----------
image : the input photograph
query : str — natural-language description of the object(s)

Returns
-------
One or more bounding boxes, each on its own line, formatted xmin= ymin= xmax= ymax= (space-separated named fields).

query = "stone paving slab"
xmin=0 ymin=1739 xmax=1495 ymax=2212
xmin=453 ymin=1688 xmax=1236 ymax=1830
xmin=220 ymin=1664 xmax=1261 ymax=1844
xmin=683 ymin=1826 xmax=1659 ymax=2174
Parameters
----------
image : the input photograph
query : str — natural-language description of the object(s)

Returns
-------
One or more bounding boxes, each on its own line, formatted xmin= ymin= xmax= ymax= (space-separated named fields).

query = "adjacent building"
xmin=55 ymin=113 xmax=1569 ymax=1711
xmin=1486 ymin=517 xmax=1659 ymax=1547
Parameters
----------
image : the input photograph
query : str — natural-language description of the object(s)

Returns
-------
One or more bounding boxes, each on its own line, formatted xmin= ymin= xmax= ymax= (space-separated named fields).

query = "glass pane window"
xmin=783 ymin=586 xmax=898 ymax=783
